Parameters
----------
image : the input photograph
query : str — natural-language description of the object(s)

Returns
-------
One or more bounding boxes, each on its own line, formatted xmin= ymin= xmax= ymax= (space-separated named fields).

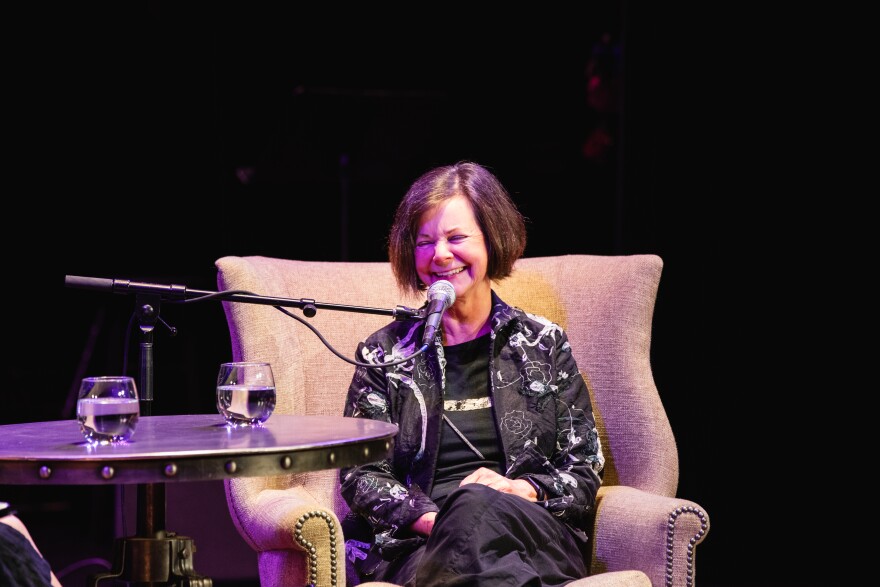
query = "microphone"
xmin=65 ymin=275 xmax=189 ymax=299
xmin=421 ymin=280 xmax=456 ymax=347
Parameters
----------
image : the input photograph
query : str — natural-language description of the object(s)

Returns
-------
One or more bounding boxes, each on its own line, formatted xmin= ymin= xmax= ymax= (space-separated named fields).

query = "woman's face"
xmin=414 ymin=194 xmax=488 ymax=302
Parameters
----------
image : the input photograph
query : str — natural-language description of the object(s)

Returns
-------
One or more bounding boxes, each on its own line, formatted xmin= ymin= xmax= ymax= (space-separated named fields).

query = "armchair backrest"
xmin=216 ymin=253 xmax=678 ymax=525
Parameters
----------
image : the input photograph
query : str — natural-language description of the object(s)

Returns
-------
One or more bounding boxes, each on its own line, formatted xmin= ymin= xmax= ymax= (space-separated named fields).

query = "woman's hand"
xmin=460 ymin=467 xmax=540 ymax=501
xmin=409 ymin=512 xmax=437 ymax=536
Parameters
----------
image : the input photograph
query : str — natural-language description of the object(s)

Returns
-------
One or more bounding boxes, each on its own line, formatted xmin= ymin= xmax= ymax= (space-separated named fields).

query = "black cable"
xmin=55 ymin=557 xmax=112 ymax=580
xmin=175 ymin=289 xmax=427 ymax=368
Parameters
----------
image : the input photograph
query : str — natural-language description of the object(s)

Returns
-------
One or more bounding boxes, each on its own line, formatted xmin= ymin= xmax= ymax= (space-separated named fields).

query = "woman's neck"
xmin=442 ymin=319 xmax=491 ymax=346
xmin=442 ymin=290 xmax=493 ymax=346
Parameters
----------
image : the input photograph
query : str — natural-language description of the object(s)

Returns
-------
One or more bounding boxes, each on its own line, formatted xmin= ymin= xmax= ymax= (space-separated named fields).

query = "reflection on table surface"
xmin=0 ymin=414 xmax=397 ymax=485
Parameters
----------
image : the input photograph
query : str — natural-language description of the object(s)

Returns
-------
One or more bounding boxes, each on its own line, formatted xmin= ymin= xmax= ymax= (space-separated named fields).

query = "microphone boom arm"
xmin=64 ymin=275 xmax=422 ymax=320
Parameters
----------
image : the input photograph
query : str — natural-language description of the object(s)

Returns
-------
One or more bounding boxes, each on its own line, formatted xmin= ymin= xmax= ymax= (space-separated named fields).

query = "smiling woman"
xmin=339 ymin=161 xmax=604 ymax=587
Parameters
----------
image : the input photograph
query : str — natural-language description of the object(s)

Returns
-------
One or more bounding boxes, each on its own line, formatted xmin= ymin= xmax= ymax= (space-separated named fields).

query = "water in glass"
xmin=77 ymin=376 xmax=139 ymax=444
xmin=216 ymin=362 xmax=276 ymax=426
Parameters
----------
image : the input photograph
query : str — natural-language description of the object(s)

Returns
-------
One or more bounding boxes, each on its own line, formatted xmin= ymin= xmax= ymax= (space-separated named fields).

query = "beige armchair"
xmin=215 ymin=253 xmax=709 ymax=587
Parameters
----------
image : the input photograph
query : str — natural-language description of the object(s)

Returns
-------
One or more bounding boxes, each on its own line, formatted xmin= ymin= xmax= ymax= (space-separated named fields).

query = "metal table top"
xmin=0 ymin=414 xmax=397 ymax=485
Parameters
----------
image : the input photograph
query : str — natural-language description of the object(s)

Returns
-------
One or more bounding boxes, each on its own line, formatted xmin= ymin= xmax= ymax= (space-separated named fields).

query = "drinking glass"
xmin=76 ymin=376 xmax=140 ymax=444
xmin=216 ymin=362 xmax=276 ymax=426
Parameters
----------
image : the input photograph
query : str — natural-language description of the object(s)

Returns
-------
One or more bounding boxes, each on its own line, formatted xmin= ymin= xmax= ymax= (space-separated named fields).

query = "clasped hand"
xmin=460 ymin=467 xmax=538 ymax=500
xmin=410 ymin=468 xmax=539 ymax=536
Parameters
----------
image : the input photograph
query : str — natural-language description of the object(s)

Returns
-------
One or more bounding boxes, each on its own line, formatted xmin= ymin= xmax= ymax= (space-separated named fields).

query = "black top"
xmin=431 ymin=333 xmax=503 ymax=507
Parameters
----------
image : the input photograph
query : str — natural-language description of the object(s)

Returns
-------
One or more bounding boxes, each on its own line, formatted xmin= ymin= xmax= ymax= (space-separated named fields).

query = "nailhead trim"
xmin=294 ymin=510 xmax=338 ymax=587
xmin=665 ymin=506 xmax=708 ymax=587
xmin=291 ymin=504 xmax=706 ymax=587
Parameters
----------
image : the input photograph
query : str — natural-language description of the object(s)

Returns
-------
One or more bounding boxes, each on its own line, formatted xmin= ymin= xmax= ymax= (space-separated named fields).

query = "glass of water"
xmin=76 ymin=376 xmax=140 ymax=444
xmin=216 ymin=362 xmax=276 ymax=426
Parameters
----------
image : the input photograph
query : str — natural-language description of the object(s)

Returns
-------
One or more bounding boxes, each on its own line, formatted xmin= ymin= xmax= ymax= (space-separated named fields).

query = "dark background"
xmin=3 ymin=3 xmax=818 ymax=586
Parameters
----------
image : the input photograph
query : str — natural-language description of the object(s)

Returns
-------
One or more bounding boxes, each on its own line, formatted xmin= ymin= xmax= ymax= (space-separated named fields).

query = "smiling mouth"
xmin=435 ymin=267 xmax=465 ymax=278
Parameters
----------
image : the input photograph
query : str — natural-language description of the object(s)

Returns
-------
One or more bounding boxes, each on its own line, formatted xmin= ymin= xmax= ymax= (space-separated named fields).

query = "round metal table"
xmin=0 ymin=414 xmax=398 ymax=585
xmin=0 ymin=414 xmax=397 ymax=485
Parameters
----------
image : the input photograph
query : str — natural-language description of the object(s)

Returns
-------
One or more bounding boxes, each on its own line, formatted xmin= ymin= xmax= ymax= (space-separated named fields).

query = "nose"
xmin=432 ymin=239 xmax=453 ymax=262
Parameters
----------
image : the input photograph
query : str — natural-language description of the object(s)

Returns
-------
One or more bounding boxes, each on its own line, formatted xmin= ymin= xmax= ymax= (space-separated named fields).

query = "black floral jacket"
xmin=339 ymin=291 xmax=604 ymax=551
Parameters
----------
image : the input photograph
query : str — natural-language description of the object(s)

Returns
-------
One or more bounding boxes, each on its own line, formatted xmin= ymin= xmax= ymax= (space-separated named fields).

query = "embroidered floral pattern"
xmin=500 ymin=410 xmax=533 ymax=439
xmin=354 ymin=390 xmax=387 ymax=419
xmin=389 ymin=484 xmax=408 ymax=500
xmin=522 ymin=359 xmax=553 ymax=393
xmin=356 ymin=474 xmax=379 ymax=494
xmin=346 ymin=539 xmax=371 ymax=564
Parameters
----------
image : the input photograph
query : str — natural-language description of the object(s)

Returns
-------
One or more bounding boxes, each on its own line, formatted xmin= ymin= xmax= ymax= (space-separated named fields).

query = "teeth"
xmin=437 ymin=268 xmax=465 ymax=277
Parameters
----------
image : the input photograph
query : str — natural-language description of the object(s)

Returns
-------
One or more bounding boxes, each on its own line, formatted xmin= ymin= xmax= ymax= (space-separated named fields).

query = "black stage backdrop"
xmin=3 ymin=4 xmax=819 ymax=587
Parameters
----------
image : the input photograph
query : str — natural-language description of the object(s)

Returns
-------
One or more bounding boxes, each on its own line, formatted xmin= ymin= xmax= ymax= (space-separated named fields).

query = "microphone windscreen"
xmin=65 ymin=275 xmax=114 ymax=291
xmin=427 ymin=280 xmax=456 ymax=307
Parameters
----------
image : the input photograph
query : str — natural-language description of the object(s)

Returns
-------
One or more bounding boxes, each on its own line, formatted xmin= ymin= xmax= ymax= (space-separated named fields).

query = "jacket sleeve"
xmin=338 ymin=340 xmax=439 ymax=536
xmin=520 ymin=328 xmax=604 ymax=529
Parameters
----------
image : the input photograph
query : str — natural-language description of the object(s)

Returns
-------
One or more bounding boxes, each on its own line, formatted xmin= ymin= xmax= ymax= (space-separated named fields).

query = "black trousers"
xmin=374 ymin=483 xmax=589 ymax=587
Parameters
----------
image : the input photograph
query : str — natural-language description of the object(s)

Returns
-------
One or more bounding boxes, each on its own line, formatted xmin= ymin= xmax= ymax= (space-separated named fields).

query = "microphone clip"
xmin=393 ymin=305 xmax=424 ymax=321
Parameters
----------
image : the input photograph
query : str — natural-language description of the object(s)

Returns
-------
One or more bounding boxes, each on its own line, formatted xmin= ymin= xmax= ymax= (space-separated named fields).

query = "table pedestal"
xmin=90 ymin=532 xmax=210 ymax=586
xmin=90 ymin=482 xmax=211 ymax=585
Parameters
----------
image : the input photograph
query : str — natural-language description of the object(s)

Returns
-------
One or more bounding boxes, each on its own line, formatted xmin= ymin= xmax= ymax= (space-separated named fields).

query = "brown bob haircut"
xmin=387 ymin=161 xmax=527 ymax=297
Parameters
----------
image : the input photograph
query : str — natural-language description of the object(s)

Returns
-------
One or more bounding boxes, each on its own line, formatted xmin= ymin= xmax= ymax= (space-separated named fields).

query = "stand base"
xmin=89 ymin=532 xmax=211 ymax=586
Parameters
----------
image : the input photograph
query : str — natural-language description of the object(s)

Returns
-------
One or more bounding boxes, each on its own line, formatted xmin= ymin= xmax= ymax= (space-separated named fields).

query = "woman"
xmin=340 ymin=161 xmax=604 ymax=587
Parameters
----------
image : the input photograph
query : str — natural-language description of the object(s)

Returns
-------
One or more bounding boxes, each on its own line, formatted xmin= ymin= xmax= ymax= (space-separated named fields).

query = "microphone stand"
xmin=88 ymin=291 xmax=205 ymax=586
xmin=66 ymin=275 xmax=419 ymax=586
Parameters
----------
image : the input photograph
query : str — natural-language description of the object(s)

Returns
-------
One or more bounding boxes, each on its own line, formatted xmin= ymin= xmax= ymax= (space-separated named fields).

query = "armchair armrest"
xmin=225 ymin=477 xmax=344 ymax=587
xmin=591 ymin=486 xmax=710 ymax=587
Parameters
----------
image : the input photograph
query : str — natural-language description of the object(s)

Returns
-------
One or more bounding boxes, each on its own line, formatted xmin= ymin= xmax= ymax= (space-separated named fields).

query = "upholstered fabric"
xmin=568 ymin=570 xmax=652 ymax=587
xmin=216 ymin=254 xmax=710 ymax=587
